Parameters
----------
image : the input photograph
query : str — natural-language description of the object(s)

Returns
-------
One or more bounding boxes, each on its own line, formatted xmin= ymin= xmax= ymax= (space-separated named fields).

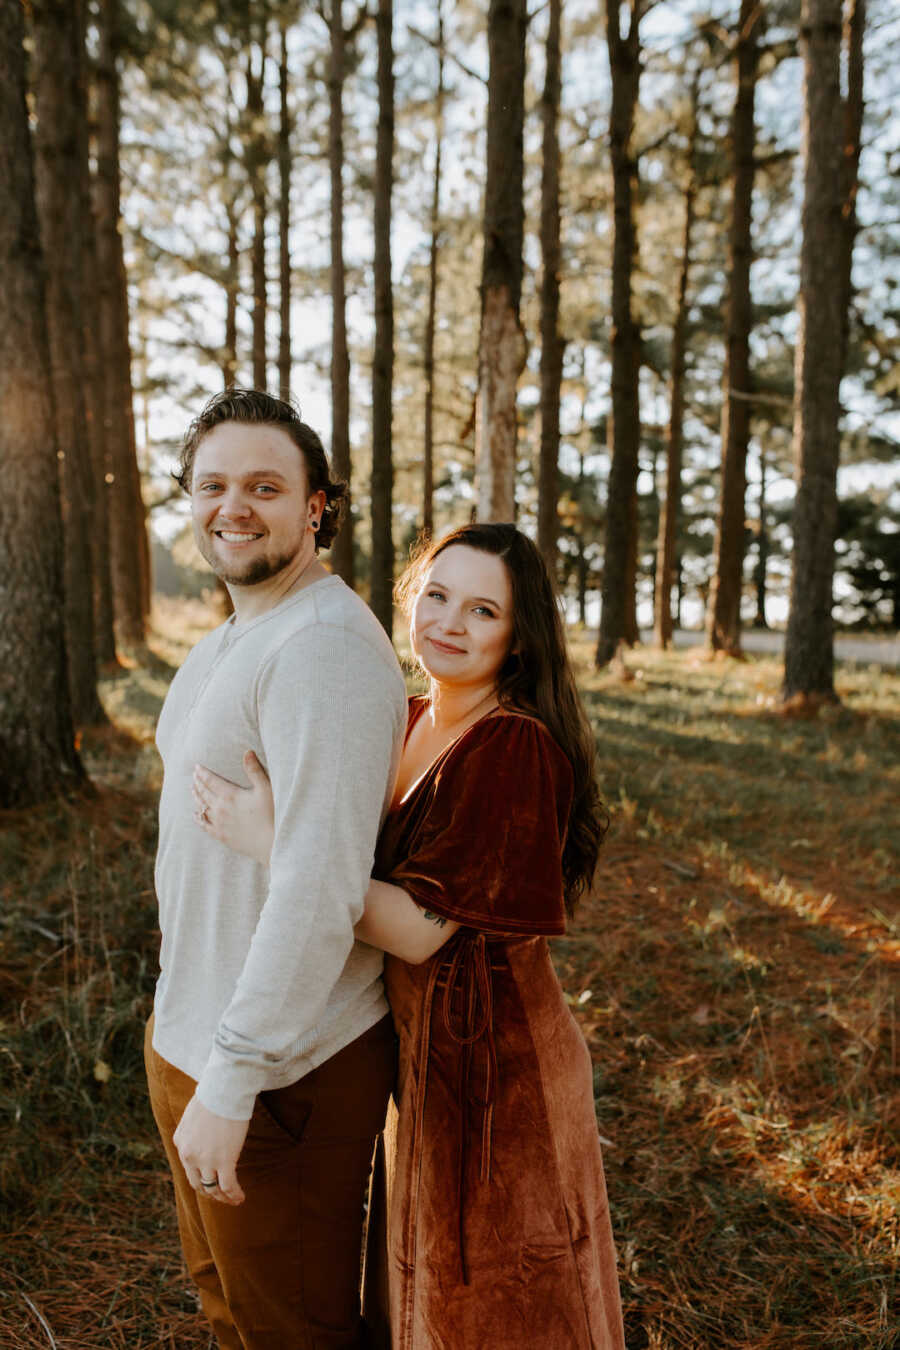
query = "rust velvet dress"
xmin=365 ymin=698 xmax=625 ymax=1350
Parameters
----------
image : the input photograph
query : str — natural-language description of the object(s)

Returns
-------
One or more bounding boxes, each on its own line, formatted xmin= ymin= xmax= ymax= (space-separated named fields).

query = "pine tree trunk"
xmin=30 ymin=0 xmax=106 ymax=725
xmin=537 ymin=0 xmax=563 ymax=572
xmin=0 ymin=0 xmax=83 ymax=805
xmin=246 ymin=31 xmax=268 ymax=392
xmin=576 ymin=445 xmax=588 ymax=624
xmin=475 ymin=0 xmax=527 ymax=522
xmin=624 ymin=492 xmax=639 ymax=645
xmin=753 ymin=443 xmax=769 ymax=628
xmin=577 ymin=551 xmax=588 ymax=626
xmin=328 ymin=1 xmax=354 ymax=584
xmin=596 ymin=0 xmax=643 ymax=668
xmin=706 ymin=0 xmax=762 ymax=655
xmin=73 ymin=0 xmax=117 ymax=669
xmin=838 ymin=0 xmax=865 ymax=368
xmin=370 ymin=0 xmax=395 ymax=635
xmin=648 ymin=439 xmax=659 ymax=615
xmin=654 ymin=77 xmax=698 ymax=650
xmin=784 ymin=0 xmax=863 ymax=701
xmin=278 ymin=19 xmax=291 ymax=402
xmin=93 ymin=0 xmax=147 ymax=650
xmin=422 ymin=5 xmax=445 ymax=540
xmin=224 ymin=189 xmax=240 ymax=388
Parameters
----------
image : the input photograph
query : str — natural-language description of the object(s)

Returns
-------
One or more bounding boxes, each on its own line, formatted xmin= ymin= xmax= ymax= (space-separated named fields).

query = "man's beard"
xmin=196 ymin=530 xmax=301 ymax=587
xmin=215 ymin=551 xmax=298 ymax=586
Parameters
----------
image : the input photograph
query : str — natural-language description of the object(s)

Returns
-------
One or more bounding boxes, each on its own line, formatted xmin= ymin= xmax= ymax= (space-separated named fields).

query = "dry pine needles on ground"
xmin=0 ymin=606 xmax=897 ymax=1349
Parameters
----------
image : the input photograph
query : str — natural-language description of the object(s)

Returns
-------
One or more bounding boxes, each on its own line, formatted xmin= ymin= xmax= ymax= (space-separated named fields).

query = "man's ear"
xmin=307 ymin=488 xmax=327 ymax=524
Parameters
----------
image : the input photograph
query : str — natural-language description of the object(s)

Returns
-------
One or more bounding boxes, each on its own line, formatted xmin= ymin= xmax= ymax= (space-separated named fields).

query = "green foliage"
xmin=836 ymin=494 xmax=900 ymax=628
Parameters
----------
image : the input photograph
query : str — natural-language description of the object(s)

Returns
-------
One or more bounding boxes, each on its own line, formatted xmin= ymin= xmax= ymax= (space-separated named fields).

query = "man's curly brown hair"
xmin=174 ymin=388 xmax=347 ymax=551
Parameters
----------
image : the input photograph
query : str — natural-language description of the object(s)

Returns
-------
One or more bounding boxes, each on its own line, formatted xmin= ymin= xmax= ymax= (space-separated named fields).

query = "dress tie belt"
xmin=425 ymin=931 xmax=499 ymax=1284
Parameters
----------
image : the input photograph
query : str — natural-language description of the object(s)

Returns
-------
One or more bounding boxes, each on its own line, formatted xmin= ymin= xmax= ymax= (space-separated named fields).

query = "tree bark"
xmin=576 ymin=448 xmax=588 ymax=624
xmin=224 ymin=186 xmax=240 ymax=388
xmin=537 ymin=0 xmax=563 ymax=573
xmin=422 ymin=4 xmax=445 ymax=540
xmin=0 ymin=0 xmax=83 ymax=805
xmin=325 ymin=2 xmax=354 ymax=583
xmin=74 ymin=0 xmax=116 ymax=667
xmin=30 ymin=0 xmax=106 ymax=724
xmin=246 ymin=23 xmax=268 ymax=392
xmin=654 ymin=74 xmax=699 ymax=650
xmin=278 ymin=18 xmax=291 ymax=402
xmin=837 ymin=0 xmax=865 ymax=370
xmin=475 ymin=0 xmax=528 ymax=522
xmin=596 ymin=0 xmax=643 ymax=668
xmin=93 ymin=0 xmax=148 ymax=650
xmin=370 ymin=0 xmax=395 ymax=635
xmin=219 ymin=71 xmax=241 ymax=390
xmin=783 ymin=0 xmax=864 ymax=701
xmin=753 ymin=442 xmax=769 ymax=628
xmin=706 ymin=0 xmax=763 ymax=655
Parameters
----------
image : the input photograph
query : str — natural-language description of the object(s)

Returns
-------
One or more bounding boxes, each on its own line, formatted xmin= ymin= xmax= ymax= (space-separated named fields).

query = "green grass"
xmin=0 ymin=610 xmax=897 ymax=1348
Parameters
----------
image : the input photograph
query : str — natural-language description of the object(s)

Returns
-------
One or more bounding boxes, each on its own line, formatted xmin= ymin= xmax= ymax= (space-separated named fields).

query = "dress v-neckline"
xmin=391 ymin=696 xmax=504 ymax=812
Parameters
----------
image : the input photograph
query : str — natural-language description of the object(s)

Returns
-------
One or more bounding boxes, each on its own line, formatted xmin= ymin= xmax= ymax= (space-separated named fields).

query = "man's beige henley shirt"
xmin=152 ymin=574 xmax=407 ymax=1120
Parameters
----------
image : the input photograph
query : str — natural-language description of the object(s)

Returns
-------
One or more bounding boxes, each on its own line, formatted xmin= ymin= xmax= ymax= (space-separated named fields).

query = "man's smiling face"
xmin=190 ymin=421 xmax=315 ymax=586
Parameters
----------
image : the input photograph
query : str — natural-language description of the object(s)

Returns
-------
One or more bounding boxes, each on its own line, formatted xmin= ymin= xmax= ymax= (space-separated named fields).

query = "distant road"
xmin=637 ymin=629 xmax=900 ymax=669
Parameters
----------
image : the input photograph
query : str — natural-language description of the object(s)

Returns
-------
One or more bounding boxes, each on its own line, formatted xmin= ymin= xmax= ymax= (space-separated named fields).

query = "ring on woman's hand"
xmin=200 ymin=806 xmax=210 ymax=824
xmin=200 ymin=1176 xmax=217 ymax=1189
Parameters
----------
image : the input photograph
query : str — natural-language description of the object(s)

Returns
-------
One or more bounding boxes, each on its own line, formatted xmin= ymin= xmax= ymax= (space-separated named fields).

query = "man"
xmin=146 ymin=389 xmax=406 ymax=1349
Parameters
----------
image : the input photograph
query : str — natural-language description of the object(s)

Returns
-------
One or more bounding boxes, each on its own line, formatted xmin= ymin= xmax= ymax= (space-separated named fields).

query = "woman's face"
xmin=411 ymin=545 xmax=515 ymax=693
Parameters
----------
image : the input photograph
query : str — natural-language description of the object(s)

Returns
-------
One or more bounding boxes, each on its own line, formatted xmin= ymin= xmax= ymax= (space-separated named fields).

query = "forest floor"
xmin=0 ymin=600 xmax=897 ymax=1350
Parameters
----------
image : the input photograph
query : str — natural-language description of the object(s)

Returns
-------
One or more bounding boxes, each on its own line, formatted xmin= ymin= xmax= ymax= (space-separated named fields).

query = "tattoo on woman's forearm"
xmin=422 ymin=909 xmax=447 ymax=928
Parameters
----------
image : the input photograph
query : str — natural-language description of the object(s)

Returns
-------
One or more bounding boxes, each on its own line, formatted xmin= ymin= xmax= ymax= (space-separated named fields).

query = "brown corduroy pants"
xmin=145 ymin=1015 xmax=396 ymax=1350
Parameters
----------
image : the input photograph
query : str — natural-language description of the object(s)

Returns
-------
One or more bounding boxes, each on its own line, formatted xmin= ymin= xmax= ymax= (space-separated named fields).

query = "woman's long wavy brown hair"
xmin=396 ymin=523 xmax=608 ymax=914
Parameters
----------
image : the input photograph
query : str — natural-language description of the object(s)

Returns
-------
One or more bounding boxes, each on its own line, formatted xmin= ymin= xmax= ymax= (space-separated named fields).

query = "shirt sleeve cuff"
xmin=194 ymin=1046 xmax=261 ymax=1122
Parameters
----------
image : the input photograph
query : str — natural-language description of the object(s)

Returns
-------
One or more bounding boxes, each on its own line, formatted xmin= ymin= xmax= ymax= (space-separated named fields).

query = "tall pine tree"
xmin=784 ymin=0 xmax=866 ymax=701
xmin=596 ymin=0 xmax=644 ymax=667
xmin=0 ymin=0 xmax=83 ymax=805
xmin=475 ymin=0 xmax=527 ymax=522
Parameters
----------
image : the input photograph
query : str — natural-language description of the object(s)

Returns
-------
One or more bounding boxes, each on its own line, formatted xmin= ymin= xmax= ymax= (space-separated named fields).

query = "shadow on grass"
xmin=552 ymin=647 xmax=899 ymax=1346
xmin=612 ymin=1133 xmax=895 ymax=1349
xmin=583 ymin=687 xmax=899 ymax=792
xmin=580 ymin=671 xmax=899 ymax=899
xmin=555 ymin=853 xmax=897 ymax=1347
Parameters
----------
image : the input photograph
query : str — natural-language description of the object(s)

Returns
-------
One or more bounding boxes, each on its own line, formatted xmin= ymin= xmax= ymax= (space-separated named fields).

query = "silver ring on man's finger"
xmin=200 ymin=1177 xmax=218 ymax=1190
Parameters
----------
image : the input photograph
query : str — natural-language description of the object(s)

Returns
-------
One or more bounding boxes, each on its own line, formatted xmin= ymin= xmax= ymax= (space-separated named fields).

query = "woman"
xmin=193 ymin=524 xmax=626 ymax=1349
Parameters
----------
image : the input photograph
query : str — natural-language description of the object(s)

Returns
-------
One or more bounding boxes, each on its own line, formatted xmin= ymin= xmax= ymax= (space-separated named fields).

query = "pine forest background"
xmin=3 ymin=0 xmax=899 ymax=759
xmin=116 ymin=0 xmax=900 ymax=647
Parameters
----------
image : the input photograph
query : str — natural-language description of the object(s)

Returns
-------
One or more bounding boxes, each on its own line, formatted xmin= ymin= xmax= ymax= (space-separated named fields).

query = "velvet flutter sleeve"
xmin=386 ymin=714 xmax=574 ymax=936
